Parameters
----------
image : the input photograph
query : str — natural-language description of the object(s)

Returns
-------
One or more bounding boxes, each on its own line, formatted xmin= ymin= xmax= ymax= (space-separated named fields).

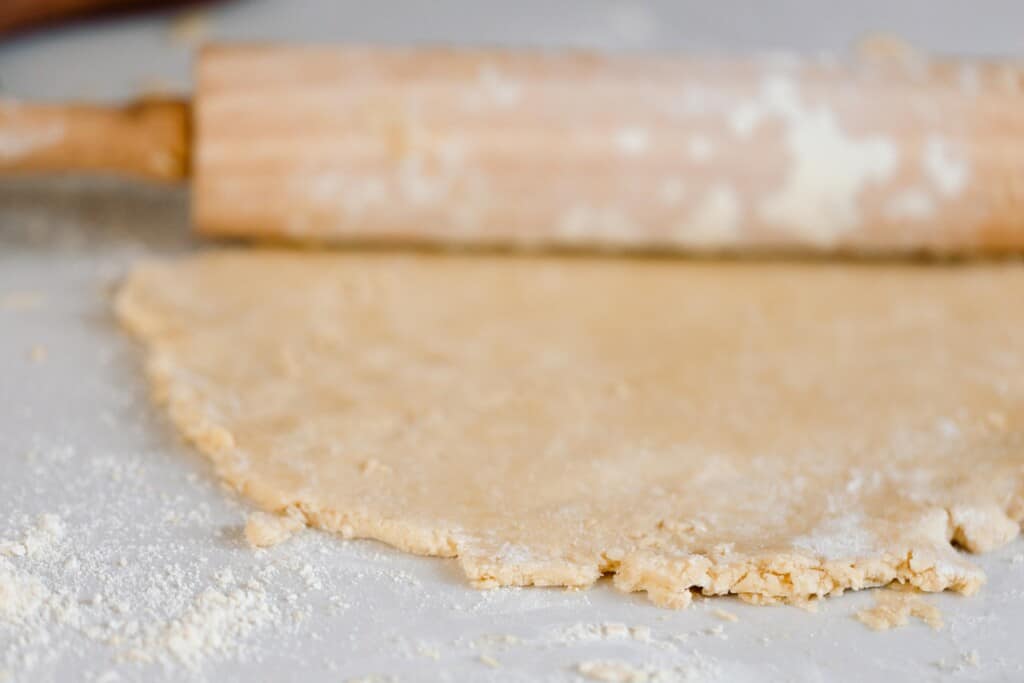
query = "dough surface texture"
xmin=116 ymin=251 xmax=1024 ymax=607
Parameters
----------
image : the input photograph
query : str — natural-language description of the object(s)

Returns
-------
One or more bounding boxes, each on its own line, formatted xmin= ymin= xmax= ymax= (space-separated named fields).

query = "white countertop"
xmin=2 ymin=3 xmax=1023 ymax=681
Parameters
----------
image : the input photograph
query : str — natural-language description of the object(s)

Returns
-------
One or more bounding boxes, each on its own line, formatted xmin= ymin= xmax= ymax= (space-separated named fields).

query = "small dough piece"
xmin=855 ymin=588 xmax=944 ymax=631
xmin=116 ymin=251 xmax=1024 ymax=607
xmin=244 ymin=510 xmax=304 ymax=548
xmin=577 ymin=660 xmax=650 ymax=683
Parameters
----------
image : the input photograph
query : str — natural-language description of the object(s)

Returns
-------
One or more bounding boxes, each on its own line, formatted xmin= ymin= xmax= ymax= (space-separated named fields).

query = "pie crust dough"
xmin=116 ymin=251 xmax=1024 ymax=608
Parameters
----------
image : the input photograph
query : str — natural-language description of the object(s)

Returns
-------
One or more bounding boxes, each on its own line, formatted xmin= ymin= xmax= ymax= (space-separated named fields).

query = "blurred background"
xmin=3 ymin=0 xmax=1024 ymax=102
xmin=3 ymin=3 xmax=1024 ymax=682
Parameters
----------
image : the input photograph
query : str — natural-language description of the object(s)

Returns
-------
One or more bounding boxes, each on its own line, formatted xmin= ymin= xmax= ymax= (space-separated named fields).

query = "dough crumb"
xmin=704 ymin=624 xmax=727 ymax=639
xmin=576 ymin=659 xmax=649 ymax=683
xmin=415 ymin=642 xmax=440 ymax=660
xmin=937 ymin=649 xmax=983 ymax=672
xmin=0 ymin=291 xmax=45 ymax=312
xmin=479 ymin=654 xmax=499 ymax=668
xmin=602 ymin=622 xmax=630 ymax=638
xmin=854 ymin=589 xmax=943 ymax=631
xmin=628 ymin=625 xmax=651 ymax=641
xmin=244 ymin=511 xmax=304 ymax=548
xmin=711 ymin=608 xmax=739 ymax=622
xmin=476 ymin=633 xmax=519 ymax=647
xmin=795 ymin=597 xmax=821 ymax=613
xmin=28 ymin=345 xmax=47 ymax=363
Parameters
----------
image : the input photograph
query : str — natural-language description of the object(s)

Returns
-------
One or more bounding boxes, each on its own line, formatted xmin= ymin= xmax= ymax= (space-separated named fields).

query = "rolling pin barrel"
xmin=194 ymin=46 xmax=1024 ymax=253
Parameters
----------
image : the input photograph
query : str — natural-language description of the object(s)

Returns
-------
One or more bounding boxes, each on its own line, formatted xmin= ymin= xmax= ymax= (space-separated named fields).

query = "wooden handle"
xmin=0 ymin=98 xmax=190 ymax=182
xmin=194 ymin=45 xmax=1024 ymax=254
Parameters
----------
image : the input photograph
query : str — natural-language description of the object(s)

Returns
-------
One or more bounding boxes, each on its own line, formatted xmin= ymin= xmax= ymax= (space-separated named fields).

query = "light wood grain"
xmin=194 ymin=45 xmax=1024 ymax=253
xmin=0 ymin=98 xmax=189 ymax=182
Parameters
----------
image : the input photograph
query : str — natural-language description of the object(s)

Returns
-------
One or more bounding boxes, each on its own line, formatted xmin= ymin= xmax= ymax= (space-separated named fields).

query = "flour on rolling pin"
xmin=0 ymin=102 xmax=65 ymax=161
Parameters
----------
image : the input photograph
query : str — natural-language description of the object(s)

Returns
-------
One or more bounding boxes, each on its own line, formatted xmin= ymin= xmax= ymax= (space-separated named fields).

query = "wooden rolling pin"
xmin=3 ymin=44 xmax=1024 ymax=253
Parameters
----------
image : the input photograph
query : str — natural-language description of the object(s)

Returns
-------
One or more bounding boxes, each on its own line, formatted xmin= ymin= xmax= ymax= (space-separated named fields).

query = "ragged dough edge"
xmin=609 ymin=547 xmax=984 ymax=609
xmin=115 ymin=278 xmax=1024 ymax=609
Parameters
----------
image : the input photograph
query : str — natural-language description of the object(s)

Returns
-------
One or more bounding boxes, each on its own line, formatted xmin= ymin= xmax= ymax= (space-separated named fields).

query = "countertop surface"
xmin=2 ymin=2 xmax=1024 ymax=681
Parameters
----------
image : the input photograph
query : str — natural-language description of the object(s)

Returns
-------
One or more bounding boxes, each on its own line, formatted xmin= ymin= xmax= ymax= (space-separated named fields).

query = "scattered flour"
xmin=935 ymin=649 xmax=983 ymax=673
xmin=883 ymin=188 xmax=935 ymax=221
xmin=922 ymin=136 xmax=968 ymax=197
xmin=123 ymin=583 xmax=276 ymax=669
xmin=792 ymin=512 xmax=875 ymax=558
xmin=686 ymin=136 xmax=715 ymax=163
xmin=414 ymin=641 xmax=441 ymax=660
xmin=0 ymin=433 xmax=1012 ymax=680
xmin=0 ymin=492 xmax=317 ymax=680
xmin=548 ymin=622 xmax=660 ymax=645
xmin=615 ymin=127 xmax=651 ymax=157
xmin=704 ymin=624 xmax=727 ymax=640
xmin=678 ymin=184 xmax=740 ymax=246
xmin=0 ymin=559 xmax=50 ymax=624
xmin=0 ymin=514 xmax=65 ymax=559
xmin=475 ymin=64 xmax=523 ymax=108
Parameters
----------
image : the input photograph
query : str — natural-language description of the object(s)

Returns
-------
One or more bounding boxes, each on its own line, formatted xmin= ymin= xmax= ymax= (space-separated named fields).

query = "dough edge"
xmin=115 ymin=278 xmax=1023 ymax=610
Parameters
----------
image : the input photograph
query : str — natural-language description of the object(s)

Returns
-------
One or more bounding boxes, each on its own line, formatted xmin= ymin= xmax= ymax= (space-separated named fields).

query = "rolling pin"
xmin=3 ymin=44 xmax=1024 ymax=254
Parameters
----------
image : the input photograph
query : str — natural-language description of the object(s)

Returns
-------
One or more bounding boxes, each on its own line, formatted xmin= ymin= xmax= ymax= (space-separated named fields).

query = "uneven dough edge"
xmin=114 ymin=268 xmax=1022 ymax=609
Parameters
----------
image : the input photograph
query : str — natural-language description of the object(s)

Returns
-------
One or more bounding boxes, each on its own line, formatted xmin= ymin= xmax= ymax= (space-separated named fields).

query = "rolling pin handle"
xmin=0 ymin=97 xmax=191 ymax=182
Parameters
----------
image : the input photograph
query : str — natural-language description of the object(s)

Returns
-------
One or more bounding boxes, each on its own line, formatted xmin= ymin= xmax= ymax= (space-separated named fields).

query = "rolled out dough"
xmin=116 ymin=251 xmax=1024 ymax=608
